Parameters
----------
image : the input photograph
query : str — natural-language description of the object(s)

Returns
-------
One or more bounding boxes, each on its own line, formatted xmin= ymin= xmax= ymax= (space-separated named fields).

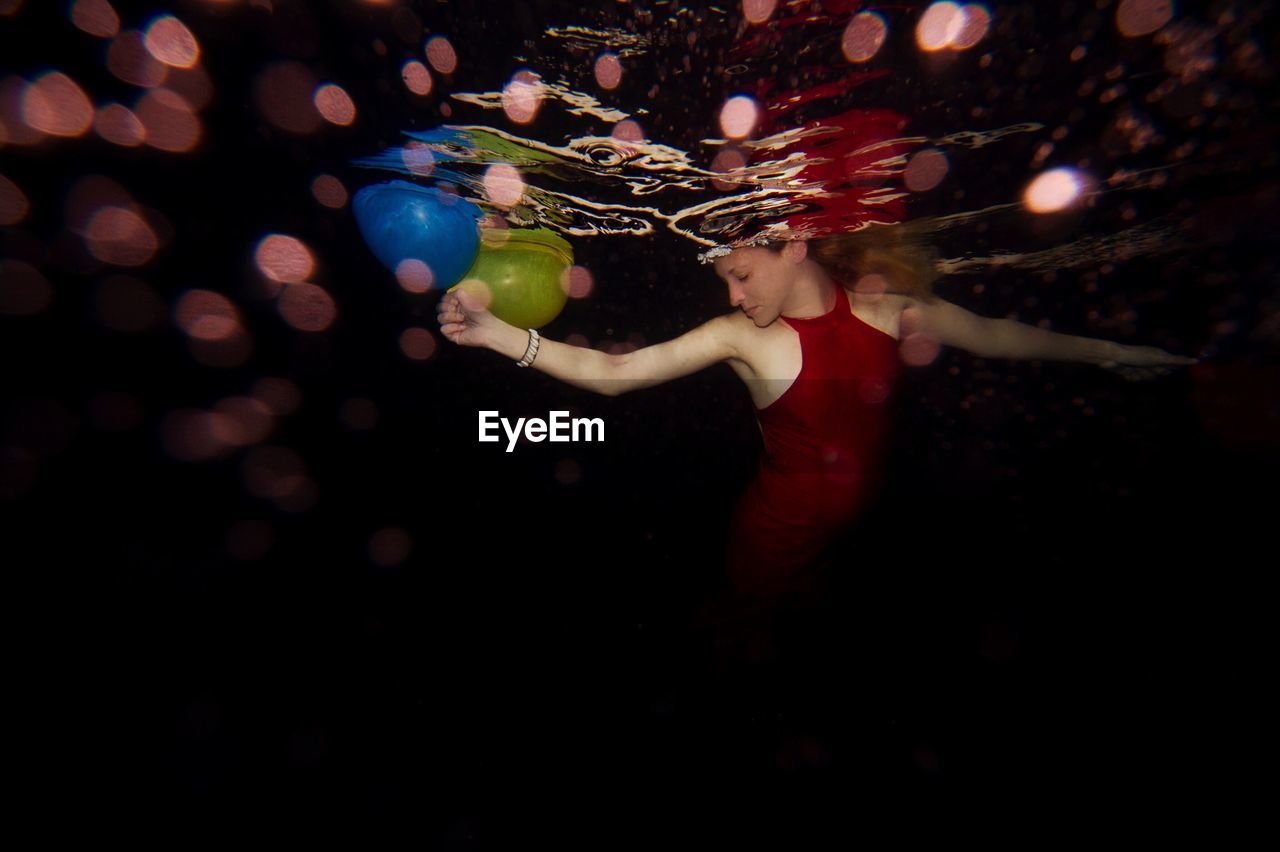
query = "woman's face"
xmin=712 ymin=245 xmax=796 ymax=327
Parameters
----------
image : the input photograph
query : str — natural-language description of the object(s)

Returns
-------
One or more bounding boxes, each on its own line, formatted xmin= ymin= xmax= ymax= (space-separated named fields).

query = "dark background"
xmin=3 ymin=0 xmax=1276 ymax=842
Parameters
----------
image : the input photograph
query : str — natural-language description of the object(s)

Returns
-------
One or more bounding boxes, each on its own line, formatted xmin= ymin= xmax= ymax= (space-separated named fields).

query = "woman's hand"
xmin=1097 ymin=341 xmax=1200 ymax=382
xmin=436 ymin=284 xmax=500 ymax=348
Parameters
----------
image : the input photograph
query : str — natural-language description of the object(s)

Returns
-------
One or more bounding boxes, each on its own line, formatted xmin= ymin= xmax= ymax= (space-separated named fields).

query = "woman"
xmin=435 ymin=232 xmax=1197 ymax=654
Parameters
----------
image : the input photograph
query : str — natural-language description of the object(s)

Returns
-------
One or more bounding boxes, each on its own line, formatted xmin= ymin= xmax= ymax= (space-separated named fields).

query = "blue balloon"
xmin=352 ymin=180 xmax=484 ymax=289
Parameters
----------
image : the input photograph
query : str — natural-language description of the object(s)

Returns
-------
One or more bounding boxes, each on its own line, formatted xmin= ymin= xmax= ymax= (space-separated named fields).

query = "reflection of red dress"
xmin=726 ymin=283 xmax=902 ymax=600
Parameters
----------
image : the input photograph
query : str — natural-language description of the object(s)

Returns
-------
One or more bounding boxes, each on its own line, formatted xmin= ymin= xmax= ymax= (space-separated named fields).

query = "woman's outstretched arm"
xmin=900 ymin=294 xmax=1198 ymax=375
xmin=436 ymin=286 xmax=744 ymax=397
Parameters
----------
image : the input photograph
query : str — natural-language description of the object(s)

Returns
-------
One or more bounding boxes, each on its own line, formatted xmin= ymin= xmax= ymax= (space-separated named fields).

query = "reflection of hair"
xmin=773 ymin=226 xmax=943 ymax=303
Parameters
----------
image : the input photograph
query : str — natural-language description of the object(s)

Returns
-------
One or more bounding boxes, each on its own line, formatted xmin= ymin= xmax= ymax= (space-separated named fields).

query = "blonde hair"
xmin=803 ymin=226 xmax=942 ymax=304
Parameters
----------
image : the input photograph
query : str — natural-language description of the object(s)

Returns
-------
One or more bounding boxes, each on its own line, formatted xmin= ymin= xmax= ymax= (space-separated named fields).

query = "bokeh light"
xmin=904 ymin=148 xmax=950 ymax=191
xmin=0 ymin=174 xmax=29 ymax=224
xmin=65 ymin=175 xmax=135 ymax=233
xmin=742 ymin=0 xmax=777 ymax=25
xmin=314 ymin=83 xmax=356 ymax=126
xmin=135 ymin=88 xmax=201 ymax=152
xmin=502 ymin=70 xmax=543 ymax=125
xmin=898 ymin=307 xmax=943 ymax=366
xmin=401 ymin=60 xmax=432 ymax=96
xmin=85 ymin=206 xmax=159 ymax=266
xmin=399 ymin=327 xmax=437 ymax=360
xmin=1024 ymin=167 xmax=1084 ymax=213
xmin=402 ymin=140 xmax=436 ymax=176
xmin=719 ymin=95 xmax=759 ymax=140
xmin=842 ymin=12 xmax=888 ymax=62
xmin=255 ymin=234 xmax=316 ymax=285
xmin=174 ymin=289 xmax=241 ymax=340
xmin=63 ymin=177 xmax=170 ymax=257
xmin=94 ymin=103 xmax=146 ymax=147
xmin=71 ymin=0 xmax=120 ymax=39
xmin=395 ymin=259 xmax=434 ymax=293
xmin=108 ymin=30 xmax=169 ymax=88
xmin=143 ymin=15 xmax=200 ymax=69
xmin=311 ymin=174 xmax=348 ymax=209
xmin=950 ymin=4 xmax=991 ymax=50
xmin=562 ymin=265 xmax=594 ymax=299
xmin=916 ymin=2 xmax=965 ymax=52
xmin=1 ymin=76 xmax=45 ymax=145
xmin=22 ymin=72 xmax=93 ymax=137
xmin=594 ymin=53 xmax=622 ymax=90
xmin=426 ymin=36 xmax=458 ymax=74
xmin=611 ymin=119 xmax=643 ymax=143
xmin=711 ymin=147 xmax=748 ymax=191
xmin=1117 ymin=0 xmax=1174 ymax=38
xmin=278 ymin=282 xmax=337 ymax=332
xmin=482 ymin=164 xmax=526 ymax=207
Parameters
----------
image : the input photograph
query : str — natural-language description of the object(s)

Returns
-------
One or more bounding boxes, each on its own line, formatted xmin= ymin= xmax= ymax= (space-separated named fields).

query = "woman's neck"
xmin=780 ymin=265 xmax=839 ymax=319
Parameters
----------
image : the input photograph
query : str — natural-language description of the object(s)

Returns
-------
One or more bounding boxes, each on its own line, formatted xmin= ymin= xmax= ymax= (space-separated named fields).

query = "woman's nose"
xmin=727 ymin=283 xmax=746 ymax=306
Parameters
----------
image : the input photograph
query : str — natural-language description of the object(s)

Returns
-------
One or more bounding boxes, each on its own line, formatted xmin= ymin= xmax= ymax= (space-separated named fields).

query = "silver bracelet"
xmin=515 ymin=328 xmax=540 ymax=367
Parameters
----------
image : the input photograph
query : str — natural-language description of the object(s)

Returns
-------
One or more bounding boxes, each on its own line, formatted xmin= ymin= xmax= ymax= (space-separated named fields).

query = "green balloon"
xmin=457 ymin=227 xmax=572 ymax=329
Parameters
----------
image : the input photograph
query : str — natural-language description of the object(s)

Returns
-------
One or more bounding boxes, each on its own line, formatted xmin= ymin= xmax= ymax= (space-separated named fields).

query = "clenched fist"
xmin=436 ymin=285 xmax=498 ymax=348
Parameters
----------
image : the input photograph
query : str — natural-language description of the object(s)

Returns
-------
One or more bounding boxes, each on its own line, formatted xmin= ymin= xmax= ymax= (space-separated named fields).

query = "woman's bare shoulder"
xmin=840 ymin=282 xmax=916 ymax=306
xmin=885 ymin=292 xmax=919 ymax=313
xmin=713 ymin=310 xmax=770 ymax=377
xmin=713 ymin=309 xmax=760 ymax=352
xmin=841 ymin=284 xmax=919 ymax=320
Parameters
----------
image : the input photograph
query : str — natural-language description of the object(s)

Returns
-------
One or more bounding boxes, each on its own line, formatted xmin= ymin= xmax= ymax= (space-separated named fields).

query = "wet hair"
xmin=763 ymin=226 xmax=943 ymax=304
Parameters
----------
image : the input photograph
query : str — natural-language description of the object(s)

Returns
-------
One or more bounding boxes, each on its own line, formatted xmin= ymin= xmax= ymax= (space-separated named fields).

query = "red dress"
xmin=725 ymin=283 xmax=903 ymax=600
